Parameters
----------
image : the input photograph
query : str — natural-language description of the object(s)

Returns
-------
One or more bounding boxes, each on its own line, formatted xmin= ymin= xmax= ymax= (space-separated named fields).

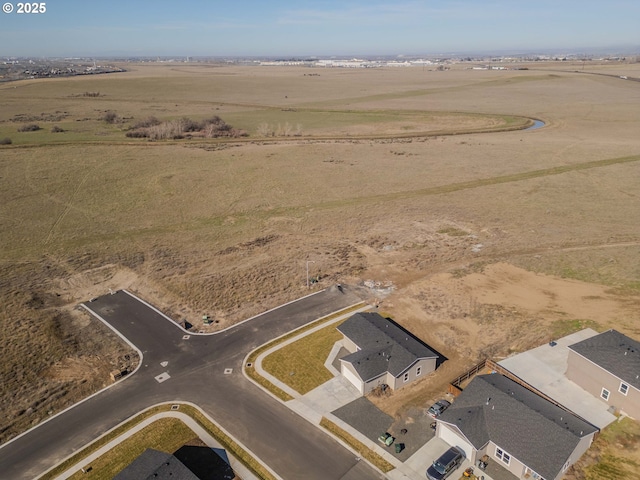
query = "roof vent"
xmin=486 ymin=397 xmax=491 ymax=405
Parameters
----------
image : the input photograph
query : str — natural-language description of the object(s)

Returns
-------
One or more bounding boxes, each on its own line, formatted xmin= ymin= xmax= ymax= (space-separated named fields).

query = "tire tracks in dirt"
xmin=415 ymin=240 xmax=640 ymax=285
xmin=310 ymin=153 xmax=640 ymax=211
xmin=42 ymin=168 xmax=92 ymax=246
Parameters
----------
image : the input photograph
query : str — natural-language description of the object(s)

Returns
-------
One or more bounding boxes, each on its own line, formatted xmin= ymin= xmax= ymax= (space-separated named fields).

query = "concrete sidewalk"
xmin=250 ymin=305 xmax=446 ymax=480
xmin=51 ymin=407 xmax=271 ymax=480
xmin=250 ymin=306 xmax=522 ymax=480
xmin=252 ymin=305 xmax=371 ymax=401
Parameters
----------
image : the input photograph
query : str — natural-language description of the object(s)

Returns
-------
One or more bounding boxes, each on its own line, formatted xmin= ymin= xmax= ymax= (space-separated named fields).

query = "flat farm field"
xmin=1 ymin=62 xmax=639 ymax=464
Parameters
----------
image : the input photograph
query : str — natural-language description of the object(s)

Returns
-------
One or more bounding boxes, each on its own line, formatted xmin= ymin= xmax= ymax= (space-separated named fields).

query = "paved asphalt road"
xmin=0 ymin=287 xmax=386 ymax=480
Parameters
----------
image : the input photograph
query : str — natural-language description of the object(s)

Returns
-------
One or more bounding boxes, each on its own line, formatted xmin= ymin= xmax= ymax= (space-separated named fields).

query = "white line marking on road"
xmin=155 ymin=372 xmax=171 ymax=383
xmin=224 ymin=368 xmax=233 ymax=375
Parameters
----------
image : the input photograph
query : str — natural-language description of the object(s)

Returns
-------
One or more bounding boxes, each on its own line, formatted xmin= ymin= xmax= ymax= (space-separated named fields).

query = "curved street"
xmin=0 ymin=287 xmax=385 ymax=480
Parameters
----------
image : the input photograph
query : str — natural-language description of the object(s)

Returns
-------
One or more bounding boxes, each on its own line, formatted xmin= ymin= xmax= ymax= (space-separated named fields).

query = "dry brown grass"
xmin=565 ymin=416 xmax=640 ymax=479
xmin=1 ymin=63 xmax=639 ymax=469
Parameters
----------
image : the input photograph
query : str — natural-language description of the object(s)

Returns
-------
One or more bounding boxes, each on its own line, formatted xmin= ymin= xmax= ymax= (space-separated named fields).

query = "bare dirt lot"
xmin=1 ymin=61 xmax=639 ymax=477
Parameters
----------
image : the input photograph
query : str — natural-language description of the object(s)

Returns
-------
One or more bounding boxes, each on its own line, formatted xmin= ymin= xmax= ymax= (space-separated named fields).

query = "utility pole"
xmin=306 ymin=260 xmax=315 ymax=289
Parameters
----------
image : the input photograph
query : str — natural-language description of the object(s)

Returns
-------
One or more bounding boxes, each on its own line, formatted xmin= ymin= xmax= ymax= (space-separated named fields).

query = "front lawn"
xmin=262 ymin=321 xmax=345 ymax=394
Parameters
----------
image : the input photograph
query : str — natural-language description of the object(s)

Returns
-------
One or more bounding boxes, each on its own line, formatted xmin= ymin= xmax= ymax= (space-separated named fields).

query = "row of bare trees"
xmin=126 ymin=116 xmax=247 ymax=140
xmin=256 ymin=122 xmax=303 ymax=137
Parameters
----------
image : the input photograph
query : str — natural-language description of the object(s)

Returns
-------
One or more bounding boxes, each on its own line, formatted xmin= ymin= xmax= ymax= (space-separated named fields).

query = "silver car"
xmin=427 ymin=399 xmax=451 ymax=418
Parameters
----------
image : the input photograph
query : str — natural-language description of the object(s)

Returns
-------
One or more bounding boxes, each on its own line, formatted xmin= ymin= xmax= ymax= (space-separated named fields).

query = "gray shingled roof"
xmin=438 ymin=374 xmax=597 ymax=480
xmin=568 ymin=329 xmax=640 ymax=390
xmin=114 ymin=449 xmax=199 ymax=480
xmin=337 ymin=312 xmax=438 ymax=382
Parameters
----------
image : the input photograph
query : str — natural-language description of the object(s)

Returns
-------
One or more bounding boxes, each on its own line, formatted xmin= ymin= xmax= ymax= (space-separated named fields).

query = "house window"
xmin=416 ymin=366 xmax=422 ymax=376
xmin=601 ymin=388 xmax=610 ymax=401
xmin=495 ymin=447 xmax=511 ymax=465
xmin=619 ymin=382 xmax=629 ymax=396
xmin=403 ymin=372 xmax=409 ymax=382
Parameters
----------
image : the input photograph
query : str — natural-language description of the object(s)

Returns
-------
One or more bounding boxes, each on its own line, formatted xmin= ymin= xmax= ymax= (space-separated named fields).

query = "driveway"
xmin=0 ymin=288 xmax=385 ymax=480
xmin=498 ymin=328 xmax=616 ymax=429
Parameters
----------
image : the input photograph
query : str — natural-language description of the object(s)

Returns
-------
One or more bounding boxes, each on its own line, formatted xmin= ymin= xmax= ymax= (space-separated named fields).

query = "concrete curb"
xmin=1 ymin=303 xmax=144 ymax=450
xmin=123 ymin=288 xmax=326 ymax=336
xmin=244 ymin=303 xmax=445 ymax=480
xmin=249 ymin=303 xmax=371 ymax=400
xmin=45 ymin=402 xmax=280 ymax=480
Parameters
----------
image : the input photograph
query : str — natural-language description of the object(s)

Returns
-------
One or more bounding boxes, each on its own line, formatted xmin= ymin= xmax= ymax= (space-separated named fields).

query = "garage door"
xmin=438 ymin=424 xmax=474 ymax=461
xmin=341 ymin=365 xmax=363 ymax=394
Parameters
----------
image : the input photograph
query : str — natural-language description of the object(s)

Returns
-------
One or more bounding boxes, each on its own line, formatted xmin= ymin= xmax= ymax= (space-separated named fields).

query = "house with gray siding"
xmin=337 ymin=312 xmax=439 ymax=395
xmin=436 ymin=374 xmax=598 ymax=480
xmin=567 ymin=329 xmax=640 ymax=419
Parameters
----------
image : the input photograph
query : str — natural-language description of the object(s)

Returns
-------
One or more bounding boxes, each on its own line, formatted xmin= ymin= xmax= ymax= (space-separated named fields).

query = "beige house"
xmin=566 ymin=329 xmax=640 ymax=419
xmin=337 ymin=312 xmax=439 ymax=395
xmin=436 ymin=374 xmax=598 ymax=480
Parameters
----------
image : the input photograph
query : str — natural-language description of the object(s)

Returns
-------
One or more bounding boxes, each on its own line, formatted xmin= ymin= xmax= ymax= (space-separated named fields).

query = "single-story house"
xmin=566 ymin=329 xmax=640 ymax=419
xmin=436 ymin=374 xmax=598 ymax=480
xmin=114 ymin=447 xmax=235 ymax=480
xmin=337 ymin=312 xmax=439 ymax=395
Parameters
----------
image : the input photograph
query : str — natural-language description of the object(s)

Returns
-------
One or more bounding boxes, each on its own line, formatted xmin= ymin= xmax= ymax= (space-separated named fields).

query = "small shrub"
xmin=0 ymin=137 xmax=12 ymax=145
xmin=204 ymin=115 xmax=224 ymax=125
xmin=180 ymin=117 xmax=204 ymax=132
xmin=102 ymin=111 xmax=118 ymax=124
xmin=256 ymin=122 xmax=302 ymax=137
xmin=257 ymin=122 xmax=274 ymax=137
xmin=125 ymin=130 xmax=149 ymax=138
xmin=51 ymin=125 xmax=65 ymax=133
xmin=147 ymin=120 xmax=184 ymax=140
xmin=131 ymin=116 xmax=161 ymax=129
xmin=18 ymin=123 xmax=41 ymax=132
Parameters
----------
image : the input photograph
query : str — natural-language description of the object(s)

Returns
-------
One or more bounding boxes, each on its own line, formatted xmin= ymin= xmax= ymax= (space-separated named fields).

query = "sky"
xmin=1 ymin=0 xmax=638 ymax=57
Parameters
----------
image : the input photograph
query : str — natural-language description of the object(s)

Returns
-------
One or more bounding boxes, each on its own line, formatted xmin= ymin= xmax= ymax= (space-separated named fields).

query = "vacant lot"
xmin=1 ymin=60 xmax=639 ymax=466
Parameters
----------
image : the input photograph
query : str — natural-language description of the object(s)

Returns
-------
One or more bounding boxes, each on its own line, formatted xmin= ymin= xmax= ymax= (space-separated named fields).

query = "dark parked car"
xmin=427 ymin=399 xmax=451 ymax=418
xmin=426 ymin=446 xmax=463 ymax=480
